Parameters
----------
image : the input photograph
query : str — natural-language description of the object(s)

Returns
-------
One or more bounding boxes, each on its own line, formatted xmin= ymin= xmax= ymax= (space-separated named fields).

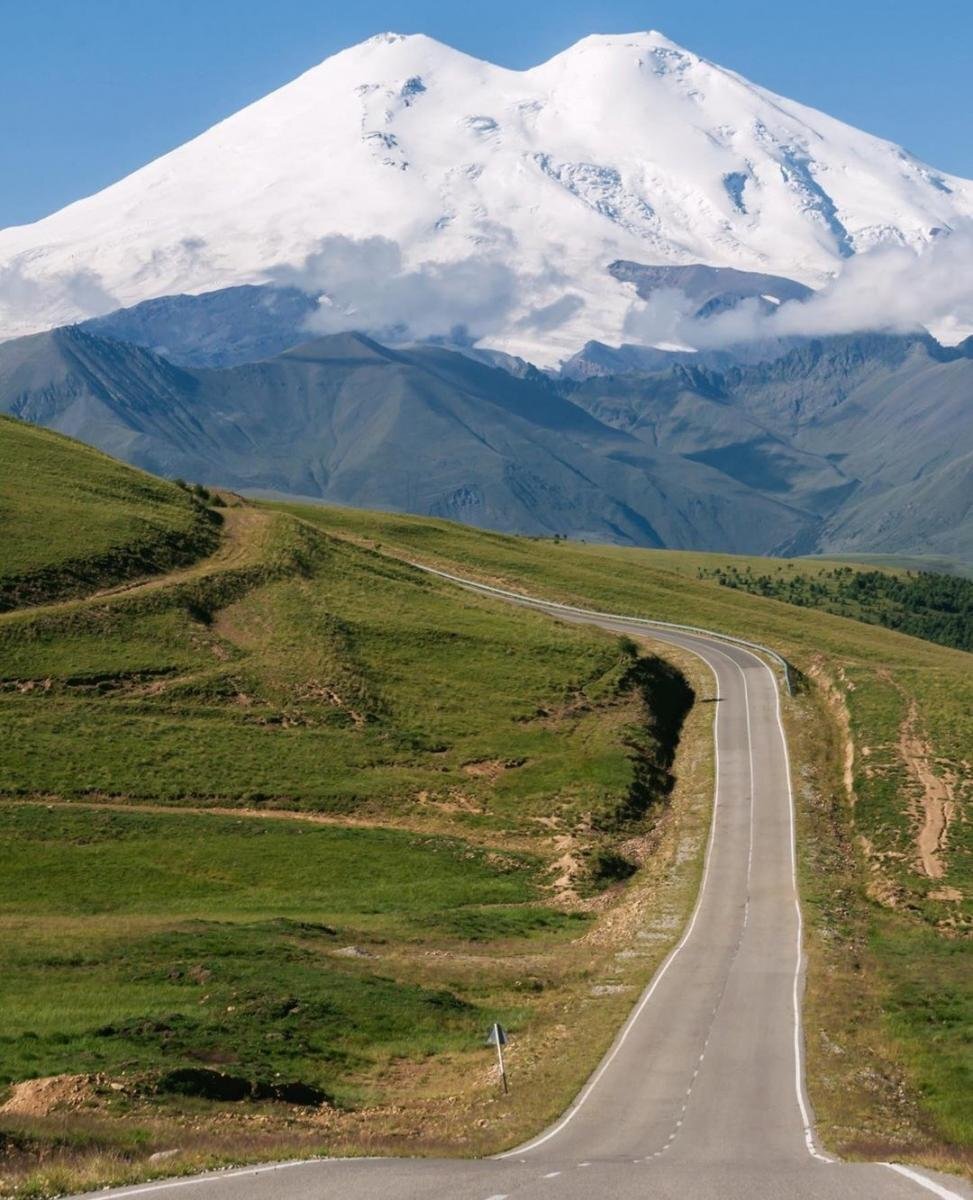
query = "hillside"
xmin=0 ymin=423 xmax=709 ymax=1195
xmin=0 ymin=415 xmax=220 ymax=610
xmin=0 ymin=327 xmax=815 ymax=554
xmin=564 ymin=332 xmax=973 ymax=561
xmin=695 ymin=560 xmax=973 ymax=652
xmin=279 ymin=502 xmax=972 ymax=1168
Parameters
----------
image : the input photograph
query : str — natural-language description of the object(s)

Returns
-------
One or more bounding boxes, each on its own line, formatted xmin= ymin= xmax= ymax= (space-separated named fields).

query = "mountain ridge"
xmin=1 ymin=318 xmax=969 ymax=561
xmin=0 ymin=324 xmax=830 ymax=554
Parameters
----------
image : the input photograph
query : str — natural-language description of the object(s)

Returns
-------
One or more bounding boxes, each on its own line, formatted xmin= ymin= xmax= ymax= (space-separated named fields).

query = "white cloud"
xmin=620 ymin=226 xmax=973 ymax=350
xmin=270 ymin=235 xmax=585 ymax=344
xmin=0 ymin=259 xmax=118 ymax=327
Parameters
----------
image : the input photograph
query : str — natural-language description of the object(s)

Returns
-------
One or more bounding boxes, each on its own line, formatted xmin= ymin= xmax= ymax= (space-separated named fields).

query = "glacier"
xmin=1 ymin=30 xmax=971 ymax=365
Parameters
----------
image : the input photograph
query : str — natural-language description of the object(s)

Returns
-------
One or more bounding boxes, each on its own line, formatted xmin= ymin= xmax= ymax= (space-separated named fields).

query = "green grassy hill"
xmin=0 ymin=420 xmax=707 ymax=1196
xmin=0 ymin=415 xmax=220 ymax=610
xmin=277 ymin=503 xmax=972 ymax=1169
xmin=0 ymin=421 xmax=969 ymax=1193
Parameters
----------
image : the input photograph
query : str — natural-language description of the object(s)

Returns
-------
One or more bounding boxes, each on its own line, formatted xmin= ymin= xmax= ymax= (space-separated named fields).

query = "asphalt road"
xmin=70 ymin=579 xmax=970 ymax=1200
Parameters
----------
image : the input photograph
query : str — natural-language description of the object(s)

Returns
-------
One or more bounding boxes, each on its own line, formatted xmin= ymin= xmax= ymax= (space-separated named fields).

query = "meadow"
xmin=1 ymin=416 xmax=968 ymax=1191
xmin=278 ymin=502 xmax=972 ymax=1169
xmin=0 ymin=416 xmax=219 ymax=610
xmin=696 ymin=560 xmax=973 ymax=651
xmin=1 ymin=420 xmax=710 ymax=1195
xmin=0 ymin=803 xmax=551 ymax=1100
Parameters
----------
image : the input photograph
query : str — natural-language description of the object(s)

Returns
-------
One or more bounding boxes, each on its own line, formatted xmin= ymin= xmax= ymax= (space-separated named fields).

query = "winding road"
xmin=72 ymin=575 xmax=970 ymax=1200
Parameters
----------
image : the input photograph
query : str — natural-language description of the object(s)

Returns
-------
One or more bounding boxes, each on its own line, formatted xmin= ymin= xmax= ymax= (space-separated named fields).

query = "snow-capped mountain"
xmin=2 ymin=30 xmax=971 ymax=363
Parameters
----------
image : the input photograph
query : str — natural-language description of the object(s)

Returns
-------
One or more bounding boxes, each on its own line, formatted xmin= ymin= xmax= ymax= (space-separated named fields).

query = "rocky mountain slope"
xmin=1 ymin=322 xmax=969 ymax=559
xmin=0 ymin=326 xmax=818 ymax=553
xmin=565 ymin=333 xmax=973 ymax=559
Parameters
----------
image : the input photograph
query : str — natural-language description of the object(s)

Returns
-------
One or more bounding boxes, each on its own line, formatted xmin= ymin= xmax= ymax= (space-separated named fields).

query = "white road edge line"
xmin=733 ymin=653 xmax=831 ymax=1164
xmin=494 ymin=640 xmax=725 ymax=1157
xmin=737 ymin=658 xmax=756 ymax=898
xmin=883 ymin=1163 xmax=969 ymax=1200
xmin=80 ymin=1158 xmax=372 ymax=1200
xmin=410 ymin=564 xmax=794 ymax=688
xmin=757 ymin=653 xmax=834 ymax=1165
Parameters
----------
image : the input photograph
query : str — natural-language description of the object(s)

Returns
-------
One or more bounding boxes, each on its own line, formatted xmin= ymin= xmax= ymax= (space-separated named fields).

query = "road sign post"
xmin=486 ymin=1022 xmax=509 ymax=1094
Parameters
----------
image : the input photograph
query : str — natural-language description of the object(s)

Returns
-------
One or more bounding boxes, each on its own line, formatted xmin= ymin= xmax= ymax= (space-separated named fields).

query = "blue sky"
xmin=2 ymin=0 xmax=970 ymax=229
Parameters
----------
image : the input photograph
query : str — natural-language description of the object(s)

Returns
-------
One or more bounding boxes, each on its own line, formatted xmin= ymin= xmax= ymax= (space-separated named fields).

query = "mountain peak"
xmin=533 ymin=29 xmax=697 ymax=75
xmin=330 ymin=29 xmax=490 ymax=74
xmin=553 ymin=29 xmax=689 ymax=55
xmin=1 ymin=29 xmax=970 ymax=358
xmin=365 ymin=31 xmax=410 ymax=45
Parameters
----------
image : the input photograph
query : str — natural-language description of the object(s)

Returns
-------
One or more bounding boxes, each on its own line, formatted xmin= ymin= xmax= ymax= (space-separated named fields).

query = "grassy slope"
xmin=1 ymin=804 xmax=544 ymax=1097
xmin=0 ymin=416 xmax=220 ymax=610
xmin=0 ymin=435 xmax=713 ymax=1195
xmin=275 ymin=504 xmax=971 ymax=1168
xmin=0 ymin=521 xmax=658 ymax=824
xmin=1 ymin=413 xmax=968 ymax=1186
xmin=690 ymin=561 xmax=972 ymax=652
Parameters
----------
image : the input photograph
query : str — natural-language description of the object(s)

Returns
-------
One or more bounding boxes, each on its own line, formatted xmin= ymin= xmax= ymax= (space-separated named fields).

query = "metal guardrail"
xmin=408 ymin=561 xmax=797 ymax=696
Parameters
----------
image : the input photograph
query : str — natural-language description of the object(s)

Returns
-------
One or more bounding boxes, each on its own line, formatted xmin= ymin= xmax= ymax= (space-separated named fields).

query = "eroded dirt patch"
xmin=0 ymin=1074 xmax=97 ymax=1118
xmin=807 ymin=657 xmax=855 ymax=805
xmin=898 ymin=700 xmax=958 ymax=881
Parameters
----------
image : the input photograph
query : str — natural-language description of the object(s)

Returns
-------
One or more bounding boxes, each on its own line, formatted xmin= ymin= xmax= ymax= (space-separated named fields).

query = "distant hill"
xmin=607 ymin=260 xmax=813 ymax=316
xmin=0 ymin=414 xmax=220 ymax=609
xmin=564 ymin=333 xmax=973 ymax=562
xmin=0 ymin=327 xmax=816 ymax=555
xmin=82 ymin=285 xmax=319 ymax=369
xmin=0 ymin=322 xmax=969 ymax=562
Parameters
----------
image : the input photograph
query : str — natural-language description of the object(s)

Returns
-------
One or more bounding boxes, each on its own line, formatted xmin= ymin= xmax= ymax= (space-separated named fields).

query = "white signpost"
xmin=486 ymin=1022 xmax=509 ymax=1094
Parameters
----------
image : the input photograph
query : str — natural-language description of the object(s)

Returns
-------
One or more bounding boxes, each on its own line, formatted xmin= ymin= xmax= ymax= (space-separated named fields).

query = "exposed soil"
xmin=807 ymin=657 xmax=855 ymax=805
xmin=91 ymin=509 xmax=266 ymax=601
xmin=0 ymin=1075 xmax=97 ymax=1118
xmin=416 ymin=789 xmax=485 ymax=816
xmin=461 ymin=758 xmax=524 ymax=780
xmin=0 ymin=507 xmax=268 ymax=634
xmin=550 ymin=832 xmax=585 ymax=905
xmin=898 ymin=700 xmax=958 ymax=881
xmin=0 ymin=796 xmax=537 ymax=854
